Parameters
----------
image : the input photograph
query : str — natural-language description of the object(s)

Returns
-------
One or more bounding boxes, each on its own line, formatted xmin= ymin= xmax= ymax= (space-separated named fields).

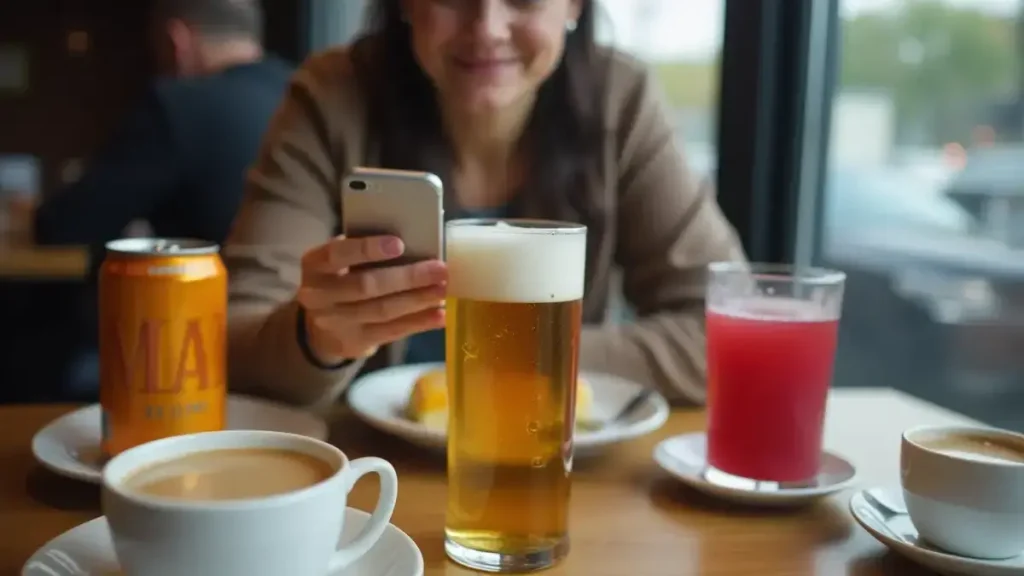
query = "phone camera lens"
xmin=350 ymin=180 xmax=368 ymax=191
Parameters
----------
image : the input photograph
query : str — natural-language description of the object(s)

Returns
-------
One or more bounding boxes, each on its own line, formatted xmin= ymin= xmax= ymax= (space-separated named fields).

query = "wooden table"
xmin=0 ymin=209 xmax=87 ymax=279
xmin=0 ymin=244 xmax=88 ymax=279
xmin=1 ymin=389 xmax=980 ymax=575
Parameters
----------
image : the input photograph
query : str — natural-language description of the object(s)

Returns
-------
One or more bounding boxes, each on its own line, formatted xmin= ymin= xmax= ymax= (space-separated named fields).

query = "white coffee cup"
xmin=101 ymin=430 xmax=399 ymax=576
xmin=900 ymin=425 xmax=1024 ymax=559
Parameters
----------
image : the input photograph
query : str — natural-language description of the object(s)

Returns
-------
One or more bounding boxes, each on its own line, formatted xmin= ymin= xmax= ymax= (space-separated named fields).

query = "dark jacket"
xmin=34 ymin=57 xmax=293 ymax=360
xmin=35 ymin=57 xmax=294 ymax=251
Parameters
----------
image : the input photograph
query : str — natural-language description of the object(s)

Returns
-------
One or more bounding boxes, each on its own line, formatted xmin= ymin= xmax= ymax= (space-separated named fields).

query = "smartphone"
xmin=341 ymin=167 xmax=444 ymax=268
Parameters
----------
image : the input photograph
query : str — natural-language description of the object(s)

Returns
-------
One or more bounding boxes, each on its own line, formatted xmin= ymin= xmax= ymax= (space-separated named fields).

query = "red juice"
xmin=706 ymin=299 xmax=839 ymax=482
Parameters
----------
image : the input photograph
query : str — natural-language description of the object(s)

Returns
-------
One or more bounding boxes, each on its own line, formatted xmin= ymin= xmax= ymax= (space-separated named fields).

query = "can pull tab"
xmin=149 ymin=241 xmax=186 ymax=274
xmin=152 ymin=240 xmax=183 ymax=253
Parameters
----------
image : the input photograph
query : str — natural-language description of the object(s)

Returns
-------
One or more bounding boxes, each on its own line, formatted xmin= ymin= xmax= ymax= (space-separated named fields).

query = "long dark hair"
xmin=351 ymin=0 xmax=607 ymax=226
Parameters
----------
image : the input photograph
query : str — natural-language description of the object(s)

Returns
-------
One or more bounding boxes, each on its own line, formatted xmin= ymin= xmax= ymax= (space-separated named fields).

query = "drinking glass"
xmin=705 ymin=262 xmax=845 ymax=484
xmin=444 ymin=219 xmax=586 ymax=572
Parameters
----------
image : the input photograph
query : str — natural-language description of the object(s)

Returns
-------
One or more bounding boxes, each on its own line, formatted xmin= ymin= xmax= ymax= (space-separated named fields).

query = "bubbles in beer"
xmin=445 ymin=221 xmax=582 ymax=557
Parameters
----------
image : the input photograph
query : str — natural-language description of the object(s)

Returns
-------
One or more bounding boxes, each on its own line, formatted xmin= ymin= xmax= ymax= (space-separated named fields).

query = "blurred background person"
xmin=32 ymin=0 xmax=292 ymax=399
xmin=35 ymin=0 xmax=290 ymax=250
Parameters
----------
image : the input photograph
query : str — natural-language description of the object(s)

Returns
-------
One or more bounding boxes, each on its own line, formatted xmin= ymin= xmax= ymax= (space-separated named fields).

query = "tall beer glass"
xmin=444 ymin=219 xmax=586 ymax=573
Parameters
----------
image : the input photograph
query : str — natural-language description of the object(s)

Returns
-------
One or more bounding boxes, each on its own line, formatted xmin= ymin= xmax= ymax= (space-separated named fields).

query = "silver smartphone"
xmin=341 ymin=167 xmax=444 ymax=268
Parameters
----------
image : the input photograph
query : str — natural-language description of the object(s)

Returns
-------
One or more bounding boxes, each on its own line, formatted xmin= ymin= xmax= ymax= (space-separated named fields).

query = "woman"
xmin=224 ymin=0 xmax=744 ymax=409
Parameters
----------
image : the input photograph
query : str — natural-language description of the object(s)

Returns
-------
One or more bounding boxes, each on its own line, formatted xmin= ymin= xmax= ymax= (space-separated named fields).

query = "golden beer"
xmin=444 ymin=219 xmax=586 ymax=572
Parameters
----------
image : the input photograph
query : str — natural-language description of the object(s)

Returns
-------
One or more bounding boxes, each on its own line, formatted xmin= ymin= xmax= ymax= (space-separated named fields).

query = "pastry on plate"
xmin=406 ymin=368 xmax=594 ymax=431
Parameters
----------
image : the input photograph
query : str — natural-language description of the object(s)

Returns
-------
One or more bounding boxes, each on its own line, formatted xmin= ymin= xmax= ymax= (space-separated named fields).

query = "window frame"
xmin=715 ymin=0 xmax=840 ymax=265
xmin=261 ymin=1 xmax=311 ymax=63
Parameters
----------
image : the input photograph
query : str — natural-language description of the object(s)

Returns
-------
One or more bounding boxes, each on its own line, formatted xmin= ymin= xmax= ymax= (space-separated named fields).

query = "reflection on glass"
xmin=821 ymin=0 xmax=1024 ymax=431
xmin=598 ymin=0 xmax=724 ymax=179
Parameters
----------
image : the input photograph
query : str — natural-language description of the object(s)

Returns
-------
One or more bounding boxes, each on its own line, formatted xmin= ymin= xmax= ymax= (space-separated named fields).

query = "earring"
xmin=565 ymin=20 xmax=577 ymax=33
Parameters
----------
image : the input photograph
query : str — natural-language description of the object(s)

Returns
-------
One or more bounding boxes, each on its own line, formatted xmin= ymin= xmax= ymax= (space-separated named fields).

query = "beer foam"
xmin=446 ymin=223 xmax=586 ymax=303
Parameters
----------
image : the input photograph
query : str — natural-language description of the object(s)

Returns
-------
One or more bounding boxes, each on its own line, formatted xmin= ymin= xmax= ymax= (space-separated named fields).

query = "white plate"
xmin=346 ymin=362 xmax=669 ymax=453
xmin=850 ymin=488 xmax=1024 ymax=576
xmin=21 ymin=508 xmax=424 ymax=576
xmin=653 ymin=432 xmax=858 ymax=507
xmin=31 ymin=395 xmax=328 ymax=484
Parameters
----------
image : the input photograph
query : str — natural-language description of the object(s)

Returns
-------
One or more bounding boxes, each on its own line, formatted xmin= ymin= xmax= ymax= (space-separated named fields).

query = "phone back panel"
xmin=341 ymin=168 xmax=444 ymax=265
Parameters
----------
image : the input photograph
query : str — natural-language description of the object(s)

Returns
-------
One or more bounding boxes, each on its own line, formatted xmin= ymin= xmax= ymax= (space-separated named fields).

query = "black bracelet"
xmin=295 ymin=306 xmax=353 ymax=370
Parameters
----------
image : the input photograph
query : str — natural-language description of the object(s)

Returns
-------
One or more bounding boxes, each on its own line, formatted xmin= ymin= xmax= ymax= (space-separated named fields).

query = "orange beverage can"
xmin=99 ymin=238 xmax=227 ymax=458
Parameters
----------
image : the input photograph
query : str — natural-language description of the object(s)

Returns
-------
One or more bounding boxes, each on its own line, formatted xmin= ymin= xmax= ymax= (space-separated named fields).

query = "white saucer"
xmin=32 ymin=395 xmax=328 ymax=484
xmin=850 ymin=488 xmax=1024 ymax=576
xmin=652 ymin=432 xmax=858 ymax=506
xmin=347 ymin=362 xmax=670 ymax=454
xmin=22 ymin=508 xmax=424 ymax=576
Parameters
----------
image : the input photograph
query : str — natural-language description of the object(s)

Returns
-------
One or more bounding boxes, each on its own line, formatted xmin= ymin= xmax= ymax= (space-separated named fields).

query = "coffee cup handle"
xmin=326 ymin=456 xmax=399 ymax=571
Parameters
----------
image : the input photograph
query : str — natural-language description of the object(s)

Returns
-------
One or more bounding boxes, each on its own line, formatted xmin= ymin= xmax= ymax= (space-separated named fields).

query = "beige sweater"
xmin=223 ymin=45 xmax=745 ymax=410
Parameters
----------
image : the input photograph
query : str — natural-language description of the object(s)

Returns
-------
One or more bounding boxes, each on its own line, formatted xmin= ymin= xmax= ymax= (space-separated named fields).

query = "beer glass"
xmin=444 ymin=219 xmax=586 ymax=572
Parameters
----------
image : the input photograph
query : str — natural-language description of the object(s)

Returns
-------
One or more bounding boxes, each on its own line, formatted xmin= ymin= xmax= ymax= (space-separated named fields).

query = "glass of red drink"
xmin=705 ymin=262 xmax=845 ymax=484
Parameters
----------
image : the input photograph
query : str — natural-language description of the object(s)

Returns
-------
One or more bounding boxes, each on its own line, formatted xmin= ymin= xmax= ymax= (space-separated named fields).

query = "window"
xmin=598 ymin=0 xmax=723 ymax=181
xmin=596 ymin=1 xmax=724 ymax=320
xmin=814 ymin=0 xmax=1024 ymax=430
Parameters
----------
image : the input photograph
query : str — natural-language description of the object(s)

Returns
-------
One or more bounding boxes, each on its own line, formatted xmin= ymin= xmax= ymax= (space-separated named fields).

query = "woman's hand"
xmin=297 ymin=235 xmax=447 ymax=365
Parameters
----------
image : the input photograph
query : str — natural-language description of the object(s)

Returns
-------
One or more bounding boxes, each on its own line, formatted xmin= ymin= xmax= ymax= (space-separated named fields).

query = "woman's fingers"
xmin=301 ymin=234 xmax=404 ymax=276
xmin=303 ymin=314 xmax=380 ymax=361
xmin=362 ymin=308 xmax=447 ymax=345
xmin=298 ymin=235 xmax=448 ymax=362
xmin=314 ymin=285 xmax=445 ymax=325
xmin=306 ymin=304 xmax=445 ymax=356
xmin=298 ymin=260 xmax=447 ymax=309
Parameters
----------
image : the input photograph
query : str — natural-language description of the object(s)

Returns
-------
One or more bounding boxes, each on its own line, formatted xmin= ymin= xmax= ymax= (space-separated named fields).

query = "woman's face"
xmin=404 ymin=0 xmax=582 ymax=115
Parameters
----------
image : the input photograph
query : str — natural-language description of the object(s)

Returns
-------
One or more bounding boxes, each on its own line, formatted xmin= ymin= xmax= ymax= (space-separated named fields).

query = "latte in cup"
xmin=122 ymin=448 xmax=335 ymax=501
xmin=914 ymin=431 xmax=1024 ymax=465
xmin=901 ymin=426 xmax=1024 ymax=560
xmin=102 ymin=430 xmax=399 ymax=576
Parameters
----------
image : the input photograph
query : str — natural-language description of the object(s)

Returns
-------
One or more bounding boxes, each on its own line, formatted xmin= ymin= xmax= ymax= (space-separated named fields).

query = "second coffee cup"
xmin=901 ymin=425 xmax=1024 ymax=559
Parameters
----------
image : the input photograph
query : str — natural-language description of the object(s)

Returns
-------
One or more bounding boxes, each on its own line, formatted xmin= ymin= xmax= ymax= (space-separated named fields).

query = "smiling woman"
xmin=222 ymin=0 xmax=744 ymax=415
xmin=356 ymin=0 xmax=605 ymax=215
xmin=405 ymin=0 xmax=581 ymax=111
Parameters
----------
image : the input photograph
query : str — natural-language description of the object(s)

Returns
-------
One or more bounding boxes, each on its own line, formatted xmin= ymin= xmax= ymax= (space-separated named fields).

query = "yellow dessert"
xmin=576 ymin=376 xmax=593 ymax=423
xmin=406 ymin=368 xmax=593 ymax=431
xmin=406 ymin=368 xmax=448 ymax=421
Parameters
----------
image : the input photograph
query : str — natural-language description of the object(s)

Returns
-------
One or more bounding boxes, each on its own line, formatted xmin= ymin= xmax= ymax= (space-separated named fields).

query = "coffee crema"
xmin=917 ymin=432 xmax=1024 ymax=465
xmin=122 ymin=448 xmax=335 ymax=501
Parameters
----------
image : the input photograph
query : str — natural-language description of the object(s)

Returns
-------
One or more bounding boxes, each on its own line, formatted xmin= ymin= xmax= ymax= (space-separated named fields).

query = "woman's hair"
xmin=351 ymin=0 xmax=608 ymax=226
